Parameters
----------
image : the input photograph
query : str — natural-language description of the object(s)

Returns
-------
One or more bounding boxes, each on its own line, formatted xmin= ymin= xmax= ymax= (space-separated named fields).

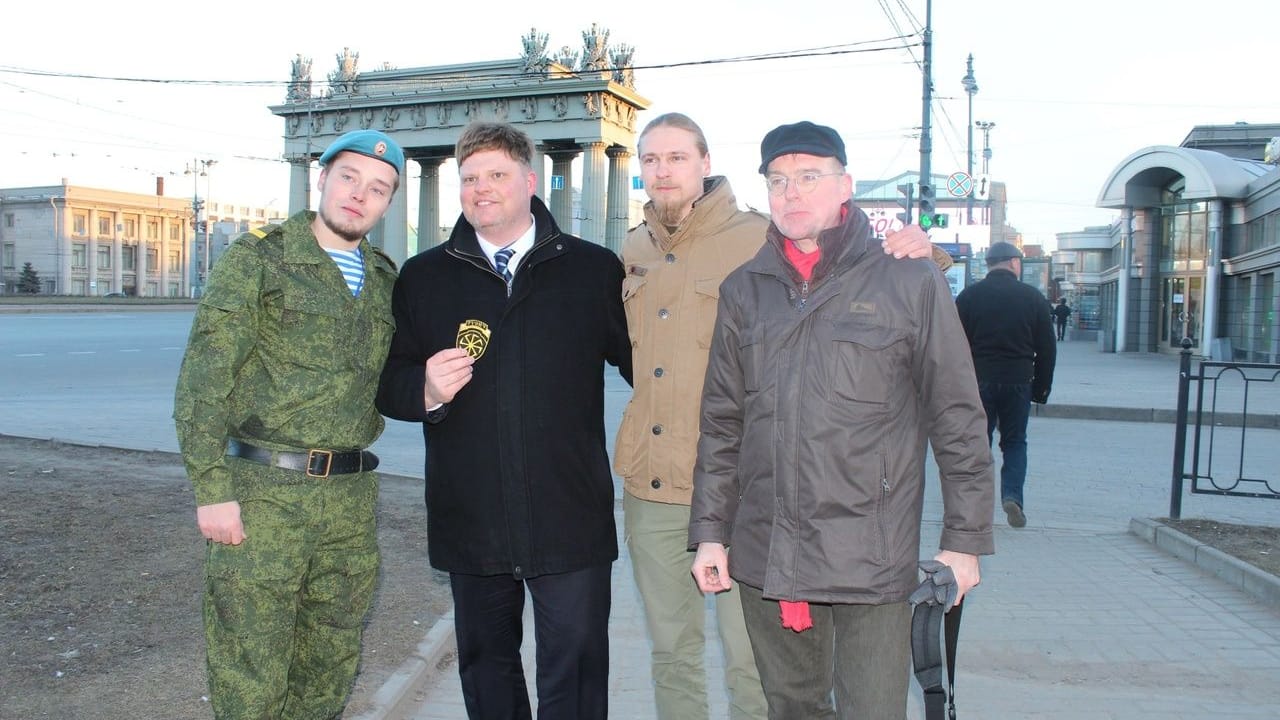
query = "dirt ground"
xmin=0 ymin=435 xmax=451 ymax=720
xmin=2 ymin=436 xmax=1278 ymax=720
xmin=1161 ymin=516 xmax=1280 ymax=578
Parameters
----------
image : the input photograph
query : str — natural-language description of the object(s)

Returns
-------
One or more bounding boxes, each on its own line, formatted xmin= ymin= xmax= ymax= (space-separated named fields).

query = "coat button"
xmin=658 ymin=308 xmax=670 ymax=319
xmin=654 ymin=367 xmax=664 ymax=377
xmin=652 ymin=424 xmax=663 ymax=435
xmin=651 ymin=478 xmax=662 ymax=489
xmin=665 ymin=253 xmax=676 ymax=263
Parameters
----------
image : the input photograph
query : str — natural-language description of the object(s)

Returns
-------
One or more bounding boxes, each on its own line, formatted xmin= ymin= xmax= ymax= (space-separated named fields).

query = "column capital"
xmin=606 ymin=145 xmax=632 ymax=160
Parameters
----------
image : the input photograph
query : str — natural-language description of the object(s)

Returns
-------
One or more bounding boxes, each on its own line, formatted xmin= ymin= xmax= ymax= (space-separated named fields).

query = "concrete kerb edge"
xmin=353 ymin=608 xmax=457 ymax=720
xmin=1129 ymin=517 xmax=1280 ymax=609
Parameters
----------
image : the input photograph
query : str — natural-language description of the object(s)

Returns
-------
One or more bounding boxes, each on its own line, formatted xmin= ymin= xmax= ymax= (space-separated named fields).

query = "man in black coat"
xmin=376 ymin=122 xmax=632 ymax=719
xmin=955 ymin=242 xmax=1056 ymax=528
xmin=1052 ymin=297 xmax=1073 ymax=341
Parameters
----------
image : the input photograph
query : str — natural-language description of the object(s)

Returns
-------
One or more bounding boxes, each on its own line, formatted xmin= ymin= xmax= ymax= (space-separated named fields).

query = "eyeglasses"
xmin=763 ymin=172 xmax=844 ymax=196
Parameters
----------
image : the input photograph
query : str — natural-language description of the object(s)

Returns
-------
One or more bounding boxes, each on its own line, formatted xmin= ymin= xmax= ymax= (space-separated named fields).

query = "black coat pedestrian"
xmin=955 ymin=268 xmax=1057 ymax=402
xmin=376 ymin=197 xmax=632 ymax=579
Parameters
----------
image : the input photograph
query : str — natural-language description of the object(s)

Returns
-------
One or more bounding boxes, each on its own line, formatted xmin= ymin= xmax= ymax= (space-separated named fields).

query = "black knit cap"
xmin=758 ymin=121 xmax=847 ymax=174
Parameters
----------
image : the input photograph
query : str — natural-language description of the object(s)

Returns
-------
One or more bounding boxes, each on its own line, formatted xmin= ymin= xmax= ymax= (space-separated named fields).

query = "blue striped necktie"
xmin=495 ymin=247 xmax=515 ymax=286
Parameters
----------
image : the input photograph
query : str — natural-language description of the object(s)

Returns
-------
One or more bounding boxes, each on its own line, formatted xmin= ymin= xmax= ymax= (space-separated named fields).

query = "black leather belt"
xmin=227 ymin=439 xmax=379 ymax=477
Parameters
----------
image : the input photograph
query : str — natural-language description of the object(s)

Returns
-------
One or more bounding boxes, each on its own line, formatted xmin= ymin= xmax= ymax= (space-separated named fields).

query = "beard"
xmin=318 ymin=206 xmax=369 ymax=244
xmin=653 ymin=198 xmax=691 ymax=228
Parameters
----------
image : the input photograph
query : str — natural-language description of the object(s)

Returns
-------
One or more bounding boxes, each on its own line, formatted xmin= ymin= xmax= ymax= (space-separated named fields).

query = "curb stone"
xmin=1129 ymin=517 xmax=1280 ymax=609
xmin=352 ymin=610 xmax=457 ymax=720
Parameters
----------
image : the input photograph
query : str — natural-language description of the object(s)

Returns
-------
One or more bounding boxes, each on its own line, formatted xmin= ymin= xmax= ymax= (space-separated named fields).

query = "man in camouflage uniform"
xmin=174 ymin=129 xmax=403 ymax=720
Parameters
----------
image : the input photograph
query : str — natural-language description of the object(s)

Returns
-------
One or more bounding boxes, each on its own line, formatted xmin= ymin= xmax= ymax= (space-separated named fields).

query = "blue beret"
xmin=759 ymin=121 xmax=847 ymax=174
xmin=319 ymin=129 xmax=405 ymax=177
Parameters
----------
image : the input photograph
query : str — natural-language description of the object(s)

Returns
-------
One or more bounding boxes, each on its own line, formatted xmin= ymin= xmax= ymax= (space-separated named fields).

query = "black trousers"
xmin=450 ymin=564 xmax=612 ymax=720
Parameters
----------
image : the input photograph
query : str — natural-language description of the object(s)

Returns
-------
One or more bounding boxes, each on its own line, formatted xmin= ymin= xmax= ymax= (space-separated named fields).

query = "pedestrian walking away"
xmin=689 ymin=120 xmax=995 ymax=719
xmin=377 ymin=121 xmax=632 ymax=720
xmin=956 ymin=241 xmax=1057 ymax=528
xmin=173 ymin=128 xmax=405 ymax=719
xmin=1052 ymin=297 xmax=1072 ymax=341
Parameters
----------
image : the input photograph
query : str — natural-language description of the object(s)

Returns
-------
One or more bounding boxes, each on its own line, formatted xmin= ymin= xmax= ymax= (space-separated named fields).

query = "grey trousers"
xmin=738 ymin=583 xmax=911 ymax=720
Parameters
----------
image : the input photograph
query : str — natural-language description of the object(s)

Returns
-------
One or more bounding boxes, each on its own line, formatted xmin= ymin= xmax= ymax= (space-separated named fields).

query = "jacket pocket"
xmin=738 ymin=325 xmax=763 ymax=392
xmin=621 ymin=275 xmax=647 ymax=348
xmin=694 ymin=278 xmax=720 ymax=349
xmin=829 ymin=321 xmax=908 ymax=405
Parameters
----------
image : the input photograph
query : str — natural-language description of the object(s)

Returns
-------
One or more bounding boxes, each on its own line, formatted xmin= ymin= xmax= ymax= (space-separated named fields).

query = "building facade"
xmin=0 ymin=181 xmax=282 ymax=297
xmin=1090 ymin=122 xmax=1280 ymax=360
xmin=1 ymin=182 xmax=192 ymax=297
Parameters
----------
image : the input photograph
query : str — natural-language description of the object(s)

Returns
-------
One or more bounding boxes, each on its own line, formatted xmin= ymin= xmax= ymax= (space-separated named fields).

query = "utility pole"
xmin=186 ymin=159 xmax=217 ymax=297
xmin=918 ymin=0 xmax=933 ymax=221
xmin=961 ymin=54 xmax=978 ymax=225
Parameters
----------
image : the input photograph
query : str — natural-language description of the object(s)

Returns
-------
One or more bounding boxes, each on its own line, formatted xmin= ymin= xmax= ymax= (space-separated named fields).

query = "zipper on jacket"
xmin=797 ymin=280 xmax=810 ymax=311
xmin=877 ymin=453 xmax=890 ymax=564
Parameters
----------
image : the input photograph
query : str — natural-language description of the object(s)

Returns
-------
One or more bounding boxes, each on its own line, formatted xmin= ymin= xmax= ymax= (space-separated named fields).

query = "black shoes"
xmin=1002 ymin=499 xmax=1026 ymax=528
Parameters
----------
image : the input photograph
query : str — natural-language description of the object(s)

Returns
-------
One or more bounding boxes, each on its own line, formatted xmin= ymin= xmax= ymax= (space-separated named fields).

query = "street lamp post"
xmin=961 ymin=54 xmax=978 ymax=225
xmin=975 ymin=121 xmax=996 ymax=225
xmin=185 ymin=159 xmax=217 ymax=296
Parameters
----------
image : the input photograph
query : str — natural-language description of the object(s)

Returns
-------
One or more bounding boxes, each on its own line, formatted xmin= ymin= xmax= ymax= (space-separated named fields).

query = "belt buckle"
xmin=306 ymin=449 xmax=334 ymax=478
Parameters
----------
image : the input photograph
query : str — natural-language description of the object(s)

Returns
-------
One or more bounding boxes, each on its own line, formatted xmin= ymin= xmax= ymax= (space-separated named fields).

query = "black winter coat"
xmin=376 ymin=197 xmax=632 ymax=578
xmin=955 ymin=268 xmax=1057 ymax=402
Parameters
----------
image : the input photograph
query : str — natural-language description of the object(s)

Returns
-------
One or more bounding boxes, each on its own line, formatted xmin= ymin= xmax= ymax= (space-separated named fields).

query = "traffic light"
xmin=896 ymin=183 xmax=913 ymax=226
xmin=918 ymin=184 xmax=937 ymax=229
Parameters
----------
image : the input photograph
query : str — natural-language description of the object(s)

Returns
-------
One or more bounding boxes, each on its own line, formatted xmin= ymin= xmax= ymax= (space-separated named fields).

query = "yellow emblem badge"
xmin=456 ymin=319 xmax=491 ymax=359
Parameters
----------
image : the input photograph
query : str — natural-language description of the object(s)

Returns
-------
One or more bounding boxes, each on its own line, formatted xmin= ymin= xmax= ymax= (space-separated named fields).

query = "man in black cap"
xmin=689 ymin=120 xmax=995 ymax=719
xmin=955 ymin=241 xmax=1057 ymax=528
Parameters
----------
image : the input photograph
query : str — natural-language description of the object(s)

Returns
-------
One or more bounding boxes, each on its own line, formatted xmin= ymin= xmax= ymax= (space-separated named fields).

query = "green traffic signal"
xmin=917 ymin=213 xmax=948 ymax=230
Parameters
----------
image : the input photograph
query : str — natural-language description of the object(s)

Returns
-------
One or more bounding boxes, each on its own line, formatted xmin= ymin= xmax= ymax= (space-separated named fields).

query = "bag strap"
xmin=911 ymin=587 xmax=964 ymax=719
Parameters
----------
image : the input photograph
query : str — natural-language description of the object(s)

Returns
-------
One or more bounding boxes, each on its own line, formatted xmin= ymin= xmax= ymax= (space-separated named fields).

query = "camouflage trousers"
xmin=203 ymin=465 xmax=380 ymax=720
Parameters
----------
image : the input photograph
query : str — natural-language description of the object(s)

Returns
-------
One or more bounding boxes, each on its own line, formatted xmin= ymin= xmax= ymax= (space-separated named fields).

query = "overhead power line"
xmin=0 ymin=35 xmax=919 ymax=89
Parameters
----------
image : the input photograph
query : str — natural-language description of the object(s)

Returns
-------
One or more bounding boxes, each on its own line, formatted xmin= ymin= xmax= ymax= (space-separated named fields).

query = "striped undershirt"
xmin=324 ymin=247 xmax=365 ymax=297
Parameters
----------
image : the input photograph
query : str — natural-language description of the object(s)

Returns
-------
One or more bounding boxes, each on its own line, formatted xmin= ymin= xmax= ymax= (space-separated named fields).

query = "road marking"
xmin=160 ymin=347 xmax=183 ymax=351
xmin=15 ymin=353 xmax=46 ymax=357
xmin=119 ymin=349 xmax=142 ymax=353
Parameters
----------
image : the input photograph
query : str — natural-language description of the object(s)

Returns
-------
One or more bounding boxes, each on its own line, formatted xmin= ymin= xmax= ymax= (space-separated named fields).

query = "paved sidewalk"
xmin=361 ymin=339 xmax=1280 ymax=720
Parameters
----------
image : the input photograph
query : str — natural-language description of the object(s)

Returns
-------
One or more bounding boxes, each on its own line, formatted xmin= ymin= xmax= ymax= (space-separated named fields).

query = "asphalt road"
xmin=0 ymin=309 xmax=633 ymax=481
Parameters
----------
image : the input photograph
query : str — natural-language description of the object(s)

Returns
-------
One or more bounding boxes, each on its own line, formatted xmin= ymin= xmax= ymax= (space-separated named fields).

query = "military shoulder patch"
xmin=246 ymin=223 xmax=280 ymax=240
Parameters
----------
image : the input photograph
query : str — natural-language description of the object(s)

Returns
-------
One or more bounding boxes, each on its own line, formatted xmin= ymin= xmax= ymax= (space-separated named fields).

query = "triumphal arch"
xmin=270 ymin=26 xmax=650 ymax=264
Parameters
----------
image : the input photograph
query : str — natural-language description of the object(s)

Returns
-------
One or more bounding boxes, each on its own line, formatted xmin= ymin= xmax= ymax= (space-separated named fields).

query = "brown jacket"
xmin=614 ymin=177 xmax=768 ymax=505
xmin=689 ymin=202 xmax=994 ymax=604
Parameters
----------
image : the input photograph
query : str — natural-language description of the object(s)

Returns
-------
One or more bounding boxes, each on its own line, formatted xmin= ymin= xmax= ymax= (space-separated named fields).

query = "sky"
xmin=2 ymin=0 xmax=1277 ymax=250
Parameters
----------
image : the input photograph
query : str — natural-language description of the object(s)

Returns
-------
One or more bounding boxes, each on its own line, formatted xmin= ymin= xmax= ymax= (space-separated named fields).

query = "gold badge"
xmin=456 ymin=319 xmax=491 ymax=359
xmin=374 ymin=140 xmax=388 ymax=157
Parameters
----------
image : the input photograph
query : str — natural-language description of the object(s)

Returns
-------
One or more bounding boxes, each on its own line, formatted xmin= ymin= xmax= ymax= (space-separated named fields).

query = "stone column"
xmin=605 ymin=146 xmax=632 ymax=254
xmin=547 ymin=149 xmax=579 ymax=233
xmin=87 ymin=209 xmax=98 ymax=295
xmin=136 ymin=230 xmax=148 ymax=298
xmin=578 ymin=141 xmax=608 ymax=245
xmin=531 ymin=148 xmax=547 ymax=203
xmin=53 ymin=200 xmax=71 ymax=295
xmin=288 ymin=156 xmax=311 ymax=213
xmin=416 ymin=157 xmax=446 ymax=250
xmin=159 ymin=216 xmax=170 ymax=296
xmin=111 ymin=214 xmax=123 ymax=295
xmin=376 ymin=183 xmax=410 ymax=266
xmin=1114 ymin=208 xmax=1131 ymax=353
xmin=1201 ymin=200 xmax=1223 ymax=358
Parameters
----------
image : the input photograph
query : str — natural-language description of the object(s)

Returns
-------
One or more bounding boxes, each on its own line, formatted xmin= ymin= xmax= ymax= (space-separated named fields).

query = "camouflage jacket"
xmin=173 ymin=211 xmax=397 ymax=506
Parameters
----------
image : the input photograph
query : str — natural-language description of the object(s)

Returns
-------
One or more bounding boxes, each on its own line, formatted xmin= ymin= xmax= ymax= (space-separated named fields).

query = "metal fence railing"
xmin=1170 ymin=338 xmax=1280 ymax=519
